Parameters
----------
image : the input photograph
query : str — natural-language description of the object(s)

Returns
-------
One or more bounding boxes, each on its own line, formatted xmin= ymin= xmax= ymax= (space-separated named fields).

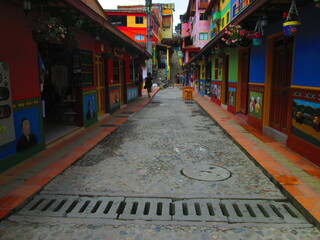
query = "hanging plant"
xmin=314 ymin=0 xmax=320 ymax=8
xmin=252 ymin=18 xmax=264 ymax=46
xmin=31 ymin=16 xmax=67 ymax=43
xmin=221 ymin=24 xmax=252 ymax=47
xmin=283 ymin=0 xmax=301 ymax=36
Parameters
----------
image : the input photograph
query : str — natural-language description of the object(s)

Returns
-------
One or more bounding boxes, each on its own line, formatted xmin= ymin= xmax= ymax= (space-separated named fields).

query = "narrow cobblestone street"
xmin=1 ymin=88 xmax=320 ymax=239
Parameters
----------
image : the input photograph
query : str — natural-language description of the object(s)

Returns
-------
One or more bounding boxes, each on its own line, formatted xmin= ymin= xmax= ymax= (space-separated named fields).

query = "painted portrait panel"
xmin=249 ymin=91 xmax=262 ymax=119
xmin=14 ymin=107 xmax=41 ymax=153
xmin=84 ymin=94 xmax=97 ymax=122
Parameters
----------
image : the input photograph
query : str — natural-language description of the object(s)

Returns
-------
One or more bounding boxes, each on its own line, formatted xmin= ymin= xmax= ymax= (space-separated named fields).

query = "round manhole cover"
xmin=182 ymin=164 xmax=231 ymax=181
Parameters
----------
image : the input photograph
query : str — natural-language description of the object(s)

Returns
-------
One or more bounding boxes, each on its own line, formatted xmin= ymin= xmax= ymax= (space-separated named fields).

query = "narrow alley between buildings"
xmin=0 ymin=88 xmax=319 ymax=239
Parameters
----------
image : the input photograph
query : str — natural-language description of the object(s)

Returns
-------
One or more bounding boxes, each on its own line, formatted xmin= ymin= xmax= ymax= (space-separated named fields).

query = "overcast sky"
xmin=98 ymin=0 xmax=187 ymax=27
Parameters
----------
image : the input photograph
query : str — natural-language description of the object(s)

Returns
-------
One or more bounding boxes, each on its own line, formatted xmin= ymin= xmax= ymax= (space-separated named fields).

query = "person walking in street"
xmin=144 ymin=72 xmax=153 ymax=98
xmin=180 ymin=73 xmax=186 ymax=86
xmin=175 ymin=73 xmax=180 ymax=84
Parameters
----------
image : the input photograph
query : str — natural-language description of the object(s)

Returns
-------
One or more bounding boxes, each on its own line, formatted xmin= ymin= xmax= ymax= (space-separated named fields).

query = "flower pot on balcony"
xmin=283 ymin=21 xmax=301 ymax=36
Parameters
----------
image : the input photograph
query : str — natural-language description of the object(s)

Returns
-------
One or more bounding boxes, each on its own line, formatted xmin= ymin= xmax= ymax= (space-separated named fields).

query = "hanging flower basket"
xmin=283 ymin=0 xmax=301 ymax=36
xmin=31 ymin=16 xmax=67 ymax=44
xmin=283 ymin=21 xmax=301 ymax=36
xmin=221 ymin=24 xmax=252 ymax=47
xmin=252 ymin=37 xmax=264 ymax=46
xmin=251 ymin=18 xmax=264 ymax=46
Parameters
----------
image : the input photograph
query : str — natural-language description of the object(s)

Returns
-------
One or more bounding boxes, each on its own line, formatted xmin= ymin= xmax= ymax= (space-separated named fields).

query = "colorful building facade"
xmin=181 ymin=0 xmax=320 ymax=166
xmin=105 ymin=4 xmax=174 ymax=80
xmin=0 ymin=0 xmax=150 ymax=172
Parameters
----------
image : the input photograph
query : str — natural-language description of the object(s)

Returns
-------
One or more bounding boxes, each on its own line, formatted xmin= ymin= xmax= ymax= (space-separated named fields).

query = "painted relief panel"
xmin=228 ymin=87 xmax=236 ymax=106
xmin=211 ymin=84 xmax=221 ymax=100
xmin=1 ymin=98 xmax=42 ymax=160
xmin=127 ymin=87 xmax=138 ymax=102
xmin=83 ymin=91 xmax=97 ymax=128
xmin=110 ymin=90 xmax=120 ymax=110
xmin=249 ymin=91 xmax=262 ymax=119
xmin=292 ymin=99 xmax=320 ymax=147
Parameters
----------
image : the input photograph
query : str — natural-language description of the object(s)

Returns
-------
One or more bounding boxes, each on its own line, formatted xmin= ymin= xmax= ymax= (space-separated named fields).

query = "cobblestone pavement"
xmin=1 ymin=88 xmax=320 ymax=239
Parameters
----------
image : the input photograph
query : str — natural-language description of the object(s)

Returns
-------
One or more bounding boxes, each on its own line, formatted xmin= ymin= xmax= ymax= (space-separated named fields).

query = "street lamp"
xmin=22 ymin=0 xmax=31 ymax=14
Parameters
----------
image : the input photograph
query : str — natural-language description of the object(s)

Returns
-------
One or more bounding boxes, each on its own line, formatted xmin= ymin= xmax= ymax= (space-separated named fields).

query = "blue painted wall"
xmin=292 ymin=3 xmax=320 ymax=87
xmin=249 ymin=46 xmax=266 ymax=84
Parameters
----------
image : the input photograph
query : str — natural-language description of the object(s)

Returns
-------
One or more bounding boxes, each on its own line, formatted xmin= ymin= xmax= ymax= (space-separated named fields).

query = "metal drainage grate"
xmin=100 ymin=124 xmax=118 ymax=127
xmin=17 ymin=195 xmax=308 ymax=224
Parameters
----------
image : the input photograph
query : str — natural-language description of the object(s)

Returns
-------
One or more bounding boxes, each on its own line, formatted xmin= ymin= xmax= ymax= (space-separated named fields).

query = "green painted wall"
xmin=228 ymin=48 xmax=238 ymax=82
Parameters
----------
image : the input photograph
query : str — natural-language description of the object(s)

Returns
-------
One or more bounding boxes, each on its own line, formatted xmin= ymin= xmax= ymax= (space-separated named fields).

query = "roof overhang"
xmin=33 ymin=0 xmax=151 ymax=59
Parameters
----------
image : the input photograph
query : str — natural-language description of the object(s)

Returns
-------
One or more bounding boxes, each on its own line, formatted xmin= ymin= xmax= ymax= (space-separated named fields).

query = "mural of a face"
xmin=22 ymin=119 xmax=31 ymax=138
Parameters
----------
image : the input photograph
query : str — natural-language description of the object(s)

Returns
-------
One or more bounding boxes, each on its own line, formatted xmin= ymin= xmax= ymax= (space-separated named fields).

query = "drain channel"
xmin=16 ymin=195 xmax=308 ymax=224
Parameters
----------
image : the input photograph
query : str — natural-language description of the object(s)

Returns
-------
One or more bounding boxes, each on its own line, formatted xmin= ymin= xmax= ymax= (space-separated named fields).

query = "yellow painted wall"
xmin=162 ymin=9 xmax=173 ymax=15
xmin=127 ymin=16 xmax=147 ymax=28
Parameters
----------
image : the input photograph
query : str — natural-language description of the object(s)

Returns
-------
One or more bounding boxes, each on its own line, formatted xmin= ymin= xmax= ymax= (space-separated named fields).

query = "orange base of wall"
xmin=227 ymin=105 xmax=236 ymax=114
xmin=248 ymin=115 xmax=262 ymax=131
xmin=287 ymin=134 xmax=320 ymax=167
xmin=211 ymin=97 xmax=221 ymax=105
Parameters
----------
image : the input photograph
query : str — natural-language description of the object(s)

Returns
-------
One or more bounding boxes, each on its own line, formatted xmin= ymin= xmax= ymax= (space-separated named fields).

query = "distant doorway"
xmin=239 ymin=48 xmax=250 ymax=114
xmin=269 ymin=36 xmax=294 ymax=134
xmin=95 ymin=54 xmax=105 ymax=117
xmin=222 ymin=54 xmax=229 ymax=104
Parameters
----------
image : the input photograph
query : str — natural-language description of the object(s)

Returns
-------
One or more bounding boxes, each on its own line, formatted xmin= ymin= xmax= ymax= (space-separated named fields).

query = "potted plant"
xmin=283 ymin=0 xmax=301 ymax=36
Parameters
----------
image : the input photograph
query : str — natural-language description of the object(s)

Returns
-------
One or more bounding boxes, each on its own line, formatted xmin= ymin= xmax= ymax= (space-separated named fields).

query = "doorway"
xmin=222 ymin=54 xmax=229 ymax=104
xmin=239 ymin=48 xmax=250 ymax=114
xmin=95 ymin=54 xmax=105 ymax=117
xmin=269 ymin=36 xmax=294 ymax=134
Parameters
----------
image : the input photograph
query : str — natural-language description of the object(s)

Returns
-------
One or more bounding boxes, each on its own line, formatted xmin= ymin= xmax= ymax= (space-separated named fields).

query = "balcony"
xmin=211 ymin=8 xmax=221 ymax=24
xmin=190 ymin=9 xmax=196 ymax=17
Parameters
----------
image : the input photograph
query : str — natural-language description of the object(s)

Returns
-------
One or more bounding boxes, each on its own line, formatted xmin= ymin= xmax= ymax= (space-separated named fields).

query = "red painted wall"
xmin=0 ymin=1 xmax=40 ymax=100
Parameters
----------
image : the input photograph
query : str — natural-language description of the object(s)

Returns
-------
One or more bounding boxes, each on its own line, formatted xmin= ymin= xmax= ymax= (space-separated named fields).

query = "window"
xmin=162 ymin=16 xmax=171 ymax=27
xmin=200 ymin=13 xmax=208 ymax=20
xmin=135 ymin=16 xmax=143 ymax=24
xmin=199 ymin=33 xmax=208 ymax=40
xmin=233 ymin=5 xmax=237 ymax=17
xmin=113 ymin=59 xmax=119 ymax=84
xmin=134 ymin=34 xmax=145 ymax=41
xmin=226 ymin=12 xmax=230 ymax=24
xmin=221 ymin=17 xmax=225 ymax=28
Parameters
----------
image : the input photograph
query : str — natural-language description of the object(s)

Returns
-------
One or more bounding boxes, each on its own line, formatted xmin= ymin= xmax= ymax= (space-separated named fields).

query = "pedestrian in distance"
xmin=144 ymin=72 xmax=153 ymax=98
xmin=175 ymin=73 xmax=180 ymax=83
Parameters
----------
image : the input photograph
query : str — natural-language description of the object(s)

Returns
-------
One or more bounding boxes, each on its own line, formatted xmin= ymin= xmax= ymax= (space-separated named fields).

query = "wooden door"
xmin=119 ymin=60 xmax=125 ymax=105
xmin=95 ymin=54 xmax=105 ymax=117
xmin=223 ymin=55 xmax=229 ymax=104
xmin=240 ymin=48 xmax=250 ymax=114
xmin=269 ymin=36 xmax=294 ymax=133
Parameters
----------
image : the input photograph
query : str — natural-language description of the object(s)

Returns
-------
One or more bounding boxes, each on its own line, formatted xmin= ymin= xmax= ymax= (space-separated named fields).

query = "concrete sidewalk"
xmin=0 ymin=87 xmax=319 ymax=230
xmin=193 ymin=92 xmax=320 ymax=229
